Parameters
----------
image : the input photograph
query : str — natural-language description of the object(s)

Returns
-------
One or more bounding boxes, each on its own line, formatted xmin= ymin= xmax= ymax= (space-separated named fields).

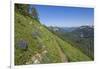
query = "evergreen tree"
xmin=15 ymin=4 xmax=29 ymax=16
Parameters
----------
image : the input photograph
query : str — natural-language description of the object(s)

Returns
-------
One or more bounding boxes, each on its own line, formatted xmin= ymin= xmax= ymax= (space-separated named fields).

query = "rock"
xmin=18 ymin=40 xmax=28 ymax=49
xmin=42 ymin=50 xmax=47 ymax=54
xmin=35 ymin=53 xmax=41 ymax=59
xmin=32 ymin=31 xmax=40 ymax=38
xmin=34 ymin=59 xmax=40 ymax=64
xmin=31 ymin=56 xmax=35 ymax=61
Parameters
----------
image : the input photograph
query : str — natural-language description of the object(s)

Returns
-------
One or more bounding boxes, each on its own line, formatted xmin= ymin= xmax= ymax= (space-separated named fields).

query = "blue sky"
xmin=31 ymin=5 xmax=94 ymax=27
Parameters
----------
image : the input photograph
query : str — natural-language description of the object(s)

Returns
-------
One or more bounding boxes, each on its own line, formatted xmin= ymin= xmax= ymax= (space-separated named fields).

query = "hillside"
xmin=48 ymin=26 xmax=94 ymax=59
xmin=14 ymin=4 xmax=92 ymax=65
xmin=15 ymin=12 xmax=92 ymax=65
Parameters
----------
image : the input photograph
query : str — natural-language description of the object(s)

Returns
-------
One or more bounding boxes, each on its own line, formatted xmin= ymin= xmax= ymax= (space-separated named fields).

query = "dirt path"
xmin=53 ymin=38 xmax=68 ymax=62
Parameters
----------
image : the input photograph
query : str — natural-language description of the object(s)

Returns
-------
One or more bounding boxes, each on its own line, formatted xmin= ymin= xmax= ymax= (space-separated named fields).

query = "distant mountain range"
xmin=48 ymin=25 xmax=93 ymax=33
xmin=48 ymin=26 xmax=76 ymax=32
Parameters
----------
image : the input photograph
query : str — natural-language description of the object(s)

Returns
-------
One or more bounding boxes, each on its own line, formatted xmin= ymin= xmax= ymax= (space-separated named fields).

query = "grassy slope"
xmin=15 ymin=12 xmax=91 ymax=65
